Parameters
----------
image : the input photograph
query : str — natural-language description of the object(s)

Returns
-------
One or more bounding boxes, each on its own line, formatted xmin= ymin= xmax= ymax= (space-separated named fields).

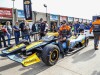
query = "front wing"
xmin=7 ymin=53 xmax=41 ymax=67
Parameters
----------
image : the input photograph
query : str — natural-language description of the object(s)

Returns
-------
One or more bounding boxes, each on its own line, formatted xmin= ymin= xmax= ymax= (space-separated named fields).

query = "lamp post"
xmin=43 ymin=4 xmax=47 ymax=21
xmin=12 ymin=0 xmax=15 ymax=26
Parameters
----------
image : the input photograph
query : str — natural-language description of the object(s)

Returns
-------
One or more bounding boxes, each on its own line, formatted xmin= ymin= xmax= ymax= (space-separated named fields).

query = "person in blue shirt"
xmin=79 ymin=22 xmax=85 ymax=33
xmin=13 ymin=22 xmax=21 ymax=44
xmin=85 ymin=23 xmax=91 ymax=30
xmin=74 ymin=21 xmax=80 ymax=34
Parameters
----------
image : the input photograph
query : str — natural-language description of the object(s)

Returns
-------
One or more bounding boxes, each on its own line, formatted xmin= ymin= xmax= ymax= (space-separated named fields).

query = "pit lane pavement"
xmin=0 ymin=39 xmax=100 ymax=75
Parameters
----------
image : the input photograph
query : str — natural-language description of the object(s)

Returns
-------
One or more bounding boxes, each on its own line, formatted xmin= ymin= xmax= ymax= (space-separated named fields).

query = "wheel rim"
xmin=50 ymin=49 xmax=58 ymax=62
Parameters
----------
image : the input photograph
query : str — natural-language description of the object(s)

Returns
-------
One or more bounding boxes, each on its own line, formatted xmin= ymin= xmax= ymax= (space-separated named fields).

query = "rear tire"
xmin=41 ymin=44 xmax=60 ymax=66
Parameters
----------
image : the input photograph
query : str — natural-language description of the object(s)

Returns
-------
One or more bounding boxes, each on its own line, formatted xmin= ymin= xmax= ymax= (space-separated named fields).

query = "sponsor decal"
xmin=50 ymin=14 xmax=58 ymax=20
xmin=0 ymin=8 xmax=12 ymax=18
xmin=17 ymin=10 xmax=25 ymax=18
xmin=47 ymin=32 xmax=59 ymax=37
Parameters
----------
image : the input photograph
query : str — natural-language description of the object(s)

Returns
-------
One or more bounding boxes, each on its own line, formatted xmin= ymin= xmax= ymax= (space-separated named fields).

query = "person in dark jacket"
xmin=13 ymin=22 xmax=21 ymax=44
xmin=31 ymin=23 xmax=37 ymax=41
xmin=32 ymin=23 xmax=36 ymax=32
xmin=0 ymin=25 xmax=7 ymax=48
xmin=39 ymin=18 xmax=46 ymax=39
xmin=19 ymin=20 xmax=26 ymax=39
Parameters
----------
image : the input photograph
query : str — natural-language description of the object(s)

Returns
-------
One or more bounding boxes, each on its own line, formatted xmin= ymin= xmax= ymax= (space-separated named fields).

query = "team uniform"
xmin=58 ymin=23 xmax=71 ymax=57
xmin=90 ymin=18 xmax=100 ymax=50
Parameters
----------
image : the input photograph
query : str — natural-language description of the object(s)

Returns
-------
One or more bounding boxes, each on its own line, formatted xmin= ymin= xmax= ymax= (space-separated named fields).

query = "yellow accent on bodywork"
xmin=26 ymin=41 xmax=42 ymax=50
xmin=21 ymin=53 xmax=41 ymax=67
xmin=47 ymin=32 xmax=59 ymax=37
xmin=81 ymin=40 xmax=85 ymax=44
xmin=69 ymin=36 xmax=77 ymax=40
xmin=8 ymin=44 xmax=25 ymax=52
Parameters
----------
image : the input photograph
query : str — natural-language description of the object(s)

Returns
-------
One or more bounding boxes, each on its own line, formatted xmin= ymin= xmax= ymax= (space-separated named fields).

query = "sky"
xmin=0 ymin=0 xmax=100 ymax=20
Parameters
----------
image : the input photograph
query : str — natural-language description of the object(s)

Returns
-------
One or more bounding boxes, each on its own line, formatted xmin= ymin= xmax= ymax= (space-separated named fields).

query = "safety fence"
xmin=1 ymin=32 xmax=40 ymax=42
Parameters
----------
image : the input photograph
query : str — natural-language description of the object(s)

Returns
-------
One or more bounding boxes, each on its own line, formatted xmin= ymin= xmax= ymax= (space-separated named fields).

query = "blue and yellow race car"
xmin=0 ymin=32 xmax=89 ymax=66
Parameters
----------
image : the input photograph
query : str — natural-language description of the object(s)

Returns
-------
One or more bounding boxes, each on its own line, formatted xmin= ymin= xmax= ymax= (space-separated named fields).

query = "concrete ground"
xmin=0 ymin=39 xmax=100 ymax=75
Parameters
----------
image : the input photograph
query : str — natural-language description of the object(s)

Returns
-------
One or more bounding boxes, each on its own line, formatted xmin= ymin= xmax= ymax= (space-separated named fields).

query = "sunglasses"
xmin=62 ymin=23 xmax=66 ymax=24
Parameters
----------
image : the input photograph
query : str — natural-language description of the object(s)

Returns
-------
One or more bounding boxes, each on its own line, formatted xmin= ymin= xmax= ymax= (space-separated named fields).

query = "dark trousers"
xmin=0 ymin=34 xmax=6 ymax=48
xmin=24 ymin=35 xmax=31 ymax=42
xmin=21 ymin=32 xmax=25 ymax=39
xmin=93 ymin=32 xmax=100 ymax=47
xmin=40 ymin=32 xmax=45 ymax=39
xmin=14 ymin=32 xmax=20 ymax=44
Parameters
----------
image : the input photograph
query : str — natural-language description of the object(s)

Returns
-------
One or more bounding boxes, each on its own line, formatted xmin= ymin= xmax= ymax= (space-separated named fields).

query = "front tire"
xmin=41 ymin=44 xmax=60 ymax=66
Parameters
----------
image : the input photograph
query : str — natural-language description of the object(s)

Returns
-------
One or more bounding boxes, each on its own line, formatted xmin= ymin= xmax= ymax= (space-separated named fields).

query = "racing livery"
xmin=0 ymin=32 xmax=89 ymax=66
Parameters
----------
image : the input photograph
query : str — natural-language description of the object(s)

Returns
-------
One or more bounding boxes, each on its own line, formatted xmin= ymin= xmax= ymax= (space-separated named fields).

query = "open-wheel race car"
xmin=0 ymin=32 xmax=89 ymax=66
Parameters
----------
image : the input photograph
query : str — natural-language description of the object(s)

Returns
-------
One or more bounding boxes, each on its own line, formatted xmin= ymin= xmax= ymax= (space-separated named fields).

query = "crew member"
xmin=58 ymin=20 xmax=71 ymax=58
xmin=90 ymin=16 xmax=100 ymax=50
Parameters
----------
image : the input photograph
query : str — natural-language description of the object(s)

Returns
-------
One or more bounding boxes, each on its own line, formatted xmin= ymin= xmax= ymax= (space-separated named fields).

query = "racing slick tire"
xmin=85 ymin=38 xmax=89 ymax=47
xmin=41 ymin=44 xmax=60 ymax=66
xmin=18 ymin=39 xmax=30 ymax=45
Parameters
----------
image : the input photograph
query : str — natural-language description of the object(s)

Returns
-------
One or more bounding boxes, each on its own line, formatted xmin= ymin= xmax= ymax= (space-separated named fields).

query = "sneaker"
xmin=95 ymin=47 xmax=99 ymax=50
xmin=95 ymin=46 xmax=99 ymax=50
xmin=8 ymin=44 xmax=12 ymax=45
xmin=62 ymin=54 xmax=64 ymax=58
xmin=61 ymin=53 xmax=65 ymax=58
xmin=4 ymin=45 xmax=8 ymax=47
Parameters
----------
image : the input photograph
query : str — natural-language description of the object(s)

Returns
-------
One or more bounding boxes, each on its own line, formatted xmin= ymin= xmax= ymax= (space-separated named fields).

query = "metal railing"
xmin=1 ymin=32 xmax=40 ymax=42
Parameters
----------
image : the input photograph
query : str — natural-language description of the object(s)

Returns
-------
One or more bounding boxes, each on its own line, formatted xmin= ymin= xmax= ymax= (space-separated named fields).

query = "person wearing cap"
xmin=58 ymin=20 xmax=71 ymax=58
xmin=90 ymin=16 xmax=100 ymax=50
xmin=13 ymin=22 xmax=21 ymax=44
